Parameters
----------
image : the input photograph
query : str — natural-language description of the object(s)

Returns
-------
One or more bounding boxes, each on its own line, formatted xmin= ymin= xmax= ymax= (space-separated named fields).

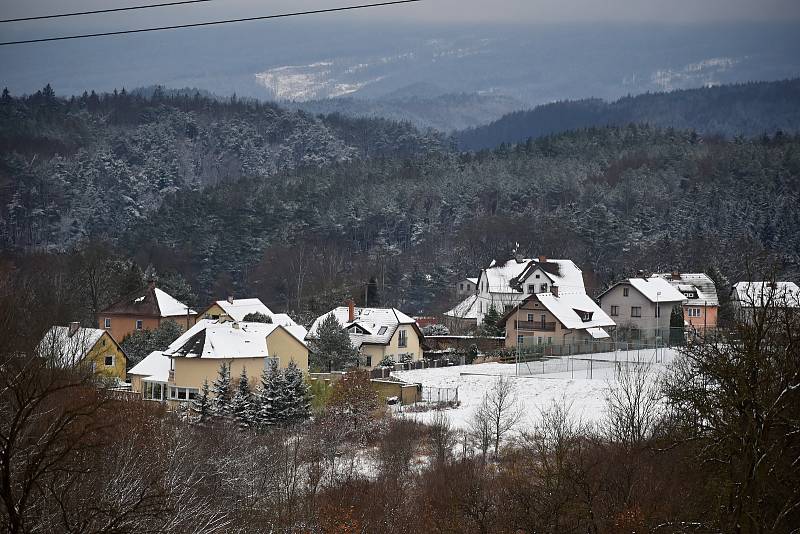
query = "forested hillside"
xmin=456 ymin=79 xmax=800 ymax=150
xmin=0 ymin=86 xmax=445 ymax=250
xmin=2 ymin=87 xmax=799 ymax=319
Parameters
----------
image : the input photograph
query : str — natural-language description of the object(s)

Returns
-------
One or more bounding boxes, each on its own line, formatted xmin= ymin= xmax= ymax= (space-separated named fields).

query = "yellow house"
xmin=306 ymin=302 xmax=425 ymax=369
xmin=37 ymin=323 xmax=127 ymax=381
xmin=128 ymin=319 xmax=309 ymax=404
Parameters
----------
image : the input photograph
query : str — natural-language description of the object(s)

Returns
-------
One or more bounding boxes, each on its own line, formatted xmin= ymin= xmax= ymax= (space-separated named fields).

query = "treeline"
xmin=455 ymin=78 xmax=800 ymax=150
xmin=120 ymin=126 xmax=800 ymax=316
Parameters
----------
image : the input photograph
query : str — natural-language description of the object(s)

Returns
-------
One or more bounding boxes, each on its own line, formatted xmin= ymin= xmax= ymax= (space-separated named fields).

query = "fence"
xmin=420 ymin=386 xmax=459 ymax=404
xmin=513 ymin=343 xmax=674 ymax=379
xmin=368 ymin=357 xmax=463 ymax=379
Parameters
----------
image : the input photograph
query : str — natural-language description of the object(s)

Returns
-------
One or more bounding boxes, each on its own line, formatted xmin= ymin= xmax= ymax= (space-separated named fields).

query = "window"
xmin=398 ymin=329 xmax=408 ymax=348
xmin=540 ymin=314 xmax=546 ymax=324
xmin=169 ymin=386 xmax=199 ymax=401
xmin=460 ymin=283 xmax=464 ymax=290
xmin=547 ymin=337 xmax=552 ymax=344
xmin=631 ymin=306 xmax=641 ymax=318
xmin=538 ymin=336 xmax=543 ymax=344
xmin=365 ymin=356 xmax=372 ymax=367
xmin=655 ymin=305 xmax=661 ymax=318
xmin=104 ymin=317 xmax=111 ymax=328
xmin=623 ymin=287 xmax=629 ymax=297
xmin=104 ymin=355 xmax=114 ymax=366
xmin=527 ymin=284 xmax=535 ymax=294
xmin=610 ymin=305 xmax=619 ymax=316
xmin=527 ymin=313 xmax=534 ymax=322
xmin=535 ymin=274 xmax=540 ymax=279
xmin=540 ymin=283 xmax=548 ymax=292
xmin=504 ymin=304 xmax=513 ymax=312
xmin=101 ymin=338 xmax=106 ymax=346
xmin=378 ymin=326 xmax=388 ymax=335
xmin=688 ymin=307 xmax=701 ymax=317
xmin=517 ymin=335 xmax=524 ymax=345
xmin=143 ymin=382 xmax=164 ymax=401
xmin=135 ymin=320 xmax=143 ymax=330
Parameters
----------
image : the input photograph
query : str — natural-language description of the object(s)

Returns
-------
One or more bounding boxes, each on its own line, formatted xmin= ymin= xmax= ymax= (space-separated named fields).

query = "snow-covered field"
xmin=392 ymin=348 xmax=678 ymax=432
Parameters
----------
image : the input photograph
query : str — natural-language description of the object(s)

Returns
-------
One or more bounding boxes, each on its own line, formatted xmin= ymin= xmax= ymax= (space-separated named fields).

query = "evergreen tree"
xmin=242 ymin=312 xmax=272 ymax=323
xmin=480 ymin=305 xmax=504 ymax=337
xmin=211 ymin=362 xmax=232 ymax=417
xmin=192 ymin=379 xmax=212 ymax=425
xmin=120 ymin=319 xmax=183 ymax=367
xmin=283 ymin=360 xmax=311 ymax=426
xmin=669 ymin=305 xmax=685 ymax=346
xmin=231 ymin=366 xmax=253 ymax=429
xmin=308 ymin=314 xmax=358 ymax=371
xmin=257 ymin=359 xmax=282 ymax=428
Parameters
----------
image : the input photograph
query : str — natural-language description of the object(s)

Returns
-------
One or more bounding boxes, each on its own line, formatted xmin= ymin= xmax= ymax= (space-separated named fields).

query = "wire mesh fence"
xmin=513 ymin=343 xmax=676 ymax=379
xmin=420 ymin=386 xmax=459 ymax=404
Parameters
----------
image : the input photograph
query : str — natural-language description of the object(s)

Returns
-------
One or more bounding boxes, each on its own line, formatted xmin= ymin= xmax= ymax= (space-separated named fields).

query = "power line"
xmin=0 ymin=0 xmax=423 ymax=46
xmin=0 ymin=0 xmax=215 ymax=24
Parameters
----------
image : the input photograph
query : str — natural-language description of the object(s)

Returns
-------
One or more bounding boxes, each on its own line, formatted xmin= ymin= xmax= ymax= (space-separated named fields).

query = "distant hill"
xmin=455 ymin=79 xmax=800 ymax=150
xmin=285 ymin=92 xmax=524 ymax=132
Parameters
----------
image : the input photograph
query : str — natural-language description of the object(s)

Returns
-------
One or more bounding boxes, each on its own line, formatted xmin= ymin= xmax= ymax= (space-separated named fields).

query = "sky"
xmin=1 ymin=0 xmax=799 ymax=38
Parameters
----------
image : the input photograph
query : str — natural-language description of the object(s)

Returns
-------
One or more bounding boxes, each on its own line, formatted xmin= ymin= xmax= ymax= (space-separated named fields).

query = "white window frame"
xmin=104 ymin=317 xmax=111 ymax=328
xmin=527 ymin=284 xmax=535 ymax=294
xmin=104 ymin=354 xmax=114 ymax=366
xmin=398 ymin=329 xmax=408 ymax=348
xmin=169 ymin=386 xmax=199 ymax=401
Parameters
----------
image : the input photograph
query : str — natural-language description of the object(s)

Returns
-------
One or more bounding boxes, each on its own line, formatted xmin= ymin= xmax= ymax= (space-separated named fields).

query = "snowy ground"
xmin=392 ymin=348 xmax=678 ymax=433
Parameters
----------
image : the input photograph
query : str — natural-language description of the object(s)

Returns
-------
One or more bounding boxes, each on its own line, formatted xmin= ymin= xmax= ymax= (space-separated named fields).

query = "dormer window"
xmin=574 ymin=309 xmax=593 ymax=322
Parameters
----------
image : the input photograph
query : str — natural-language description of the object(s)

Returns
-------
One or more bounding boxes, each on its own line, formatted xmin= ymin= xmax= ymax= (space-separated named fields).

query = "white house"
xmin=730 ymin=281 xmax=800 ymax=322
xmin=473 ymin=255 xmax=587 ymax=325
xmin=597 ymin=277 xmax=686 ymax=341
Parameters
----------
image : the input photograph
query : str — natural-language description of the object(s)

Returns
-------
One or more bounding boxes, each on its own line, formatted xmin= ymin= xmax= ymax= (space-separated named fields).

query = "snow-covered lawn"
xmin=392 ymin=348 xmax=678 ymax=433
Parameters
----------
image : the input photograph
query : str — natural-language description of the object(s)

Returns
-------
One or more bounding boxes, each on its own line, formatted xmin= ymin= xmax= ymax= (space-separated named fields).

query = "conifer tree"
xmin=231 ymin=366 xmax=253 ymax=429
xmin=258 ymin=359 xmax=282 ymax=428
xmin=192 ymin=378 xmax=211 ymax=425
xmin=480 ymin=305 xmax=504 ymax=337
xmin=309 ymin=314 xmax=357 ymax=371
xmin=284 ymin=360 xmax=311 ymax=426
xmin=211 ymin=362 xmax=232 ymax=417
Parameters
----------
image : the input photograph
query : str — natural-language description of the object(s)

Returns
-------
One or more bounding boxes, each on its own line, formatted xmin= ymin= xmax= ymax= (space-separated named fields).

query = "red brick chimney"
xmin=347 ymin=299 xmax=355 ymax=322
xmin=671 ymin=271 xmax=680 ymax=280
xmin=538 ymin=255 xmax=547 ymax=264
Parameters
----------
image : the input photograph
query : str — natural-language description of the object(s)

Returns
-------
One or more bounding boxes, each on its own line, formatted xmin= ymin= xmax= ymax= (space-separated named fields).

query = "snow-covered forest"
xmin=2 ymin=83 xmax=799 ymax=319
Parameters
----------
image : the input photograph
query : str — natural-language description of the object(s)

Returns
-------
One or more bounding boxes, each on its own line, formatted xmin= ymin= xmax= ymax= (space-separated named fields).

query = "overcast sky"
xmin=1 ymin=0 xmax=799 ymax=35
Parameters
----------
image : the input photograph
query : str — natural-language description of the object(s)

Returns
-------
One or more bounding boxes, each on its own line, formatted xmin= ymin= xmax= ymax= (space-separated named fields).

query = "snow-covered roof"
xmin=483 ymin=258 xmax=585 ymax=294
xmin=653 ymin=273 xmax=719 ymax=306
xmin=208 ymin=298 xmax=275 ymax=321
xmin=626 ymin=278 xmax=686 ymax=303
xmin=732 ymin=281 xmax=800 ymax=308
xmin=155 ymin=288 xmax=195 ymax=317
xmin=307 ymin=307 xmax=418 ymax=349
xmin=586 ymin=327 xmax=611 ymax=339
xmin=37 ymin=325 xmax=107 ymax=366
xmin=444 ymin=295 xmax=480 ymax=319
xmin=535 ymin=291 xmax=616 ymax=330
xmin=128 ymin=350 xmax=170 ymax=382
xmin=466 ymin=277 xmax=478 ymax=285
xmin=101 ymin=283 xmax=196 ymax=318
xmin=164 ymin=319 xmax=307 ymax=359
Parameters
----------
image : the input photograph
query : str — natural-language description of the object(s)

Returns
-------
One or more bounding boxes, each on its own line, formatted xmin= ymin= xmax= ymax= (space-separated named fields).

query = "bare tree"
xmin=469 ymin=396 xmax=493 ymax=463
xmin=429 ymin=411 xmax=457 ymax=467
xmin=605 ymin=362 xmax=663 ymax=449
xmin=483 ymin=376 xmax=523 ymax=458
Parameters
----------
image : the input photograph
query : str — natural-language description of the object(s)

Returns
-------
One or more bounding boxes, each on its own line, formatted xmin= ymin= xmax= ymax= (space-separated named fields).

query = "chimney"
xmin=227 ymin=295 xmax=235 ymax=304
xmin=551 ymin=285 xmax=559 ymax=297
xmin=347 ymin=299 xmax=355 ymax=322
xmin=68 ymin=321 xmax=80 ymax=337
xmin=671 ymin=271 xmax=680 ymax=280
xmin=538 ymin=255 xmax=547 ymax=264
xmin=147 ymin=279 xmax=156 ymax=290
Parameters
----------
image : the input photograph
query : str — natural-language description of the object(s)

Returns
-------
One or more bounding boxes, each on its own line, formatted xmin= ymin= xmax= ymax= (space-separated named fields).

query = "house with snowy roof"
xmin=652 ymin=272 xmax=719 ymax=331
xmin=730 ymin=281 xmax=800 ymax=323
xmin=471 ymin=255 xmax=587 ymax=325
xmin=443 ymin=294 xmax=480 ymax=333
xmin=306 ymin=301 xmax=424 ymax=368
xmin=129 ymin=318 xmax=308 ymax=404
xmin=97 ymin=280 xmax=197 ymax=342
xmin=199 ymin=297 xmax=297 ymax=327
xmin=37 ymin=322 xmax=127 ymax=381
xmin=456 ymin=277 xmax=479 ymax=298
xmin=597 ymin=276 xmax=686 ymax=341
xmin=497 ymin=287 xmax=615 ymax=349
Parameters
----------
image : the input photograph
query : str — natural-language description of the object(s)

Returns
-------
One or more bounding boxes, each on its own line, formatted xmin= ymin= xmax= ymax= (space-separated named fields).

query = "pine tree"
xmin=257 ymin=359 xmax=282 ymax=428
xmin=211 ymin=362 xmax=232 ymax=418
xmin=308 ymin=314 xmax=357 ymax=371
xmin=231 ymin=366 xmax=253 ymax=429
xmin=192 ymin=379 xmax=211 ymax=425
xmin=283 ymin=360 xmax=311 ymax=426
xmin=480 ymin=305 xmax=503 ymax=337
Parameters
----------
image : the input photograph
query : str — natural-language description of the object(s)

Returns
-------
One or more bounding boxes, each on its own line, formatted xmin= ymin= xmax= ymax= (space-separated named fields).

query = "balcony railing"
xmin=515 ymin=320 xmax=557 ymax=331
